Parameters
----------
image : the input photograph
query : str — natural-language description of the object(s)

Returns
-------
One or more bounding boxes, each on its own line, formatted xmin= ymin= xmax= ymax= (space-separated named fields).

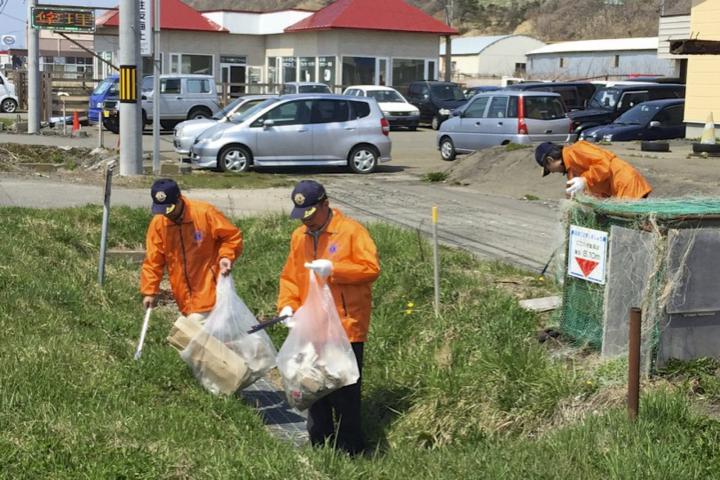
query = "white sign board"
xmin=139 ymin=0 xmax=152 ymax=57
xmin=568 ymin=225 xmax=608 ymax=284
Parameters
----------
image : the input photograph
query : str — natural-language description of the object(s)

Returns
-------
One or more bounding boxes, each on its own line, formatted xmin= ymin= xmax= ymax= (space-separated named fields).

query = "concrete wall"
xmin=684 ymin=0 xmax=720 ymax=128
xmin=527 ymin=50 xmax=679 ymax=81
xmin=94 ymin=29 xmax=265 ymax=82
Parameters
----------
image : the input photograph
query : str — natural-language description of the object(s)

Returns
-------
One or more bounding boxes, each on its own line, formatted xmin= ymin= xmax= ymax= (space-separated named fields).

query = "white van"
xmin=0 ymin=72 xmax=19 ymax=113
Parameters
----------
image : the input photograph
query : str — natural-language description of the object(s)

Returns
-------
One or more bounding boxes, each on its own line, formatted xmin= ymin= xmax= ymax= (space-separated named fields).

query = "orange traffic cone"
xmin=72 ymin=111 xmax=80 ymax=134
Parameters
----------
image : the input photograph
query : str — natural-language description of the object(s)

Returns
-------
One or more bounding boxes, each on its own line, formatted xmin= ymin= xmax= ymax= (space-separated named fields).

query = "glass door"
xmin=376 ymin=57 xmax=388 ymax=85
xmin=221 ymin=64 xmax=246 ymax=97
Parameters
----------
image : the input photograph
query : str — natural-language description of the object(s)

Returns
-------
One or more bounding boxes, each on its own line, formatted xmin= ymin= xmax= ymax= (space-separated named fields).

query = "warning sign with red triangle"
xmin=575 ymin=257 xmax=599 ymax=277
xmin=567 ymin=225 xmax=608 ymax=285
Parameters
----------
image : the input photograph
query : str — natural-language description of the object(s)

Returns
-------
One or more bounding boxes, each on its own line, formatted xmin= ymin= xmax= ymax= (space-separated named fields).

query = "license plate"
xmin=103 ymin=110 xmax=110 ymax=118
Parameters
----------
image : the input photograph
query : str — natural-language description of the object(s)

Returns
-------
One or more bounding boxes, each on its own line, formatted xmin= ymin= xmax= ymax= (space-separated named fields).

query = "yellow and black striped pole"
xmin=119 ymin=65 xmax=137 ymax=103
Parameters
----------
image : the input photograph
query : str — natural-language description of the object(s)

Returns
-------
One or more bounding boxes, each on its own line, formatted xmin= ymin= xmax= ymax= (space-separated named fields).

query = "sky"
xmin=0 ymin=0 xmax=118 ymax=49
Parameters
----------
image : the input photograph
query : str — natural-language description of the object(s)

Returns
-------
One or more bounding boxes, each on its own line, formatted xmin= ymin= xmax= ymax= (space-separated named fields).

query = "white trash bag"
xmin=181 ymin=275 xmax=277 ymax=395
xmin=277 ymin=271 xmax=360 ymax=411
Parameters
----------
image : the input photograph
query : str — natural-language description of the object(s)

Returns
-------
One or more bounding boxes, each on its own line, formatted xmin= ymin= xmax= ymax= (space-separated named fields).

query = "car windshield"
xmin=214 ymin=97 xmax=256 ymax=120
xmin=588 ymin=88 xmax=620 ymax=110
xmin=93 ymin=78 xmax=116 ymax=96
xmin=366 ymin=90 xmax=404 ymax=103
xmin=430 ymin=84 xmax=465 ymax=101
xmin=614 ymin=103 xmax=663 ymax=125
xmin=229 ymin=98 xmax=279 ymax=123
xmin=298 ymin=85 xmax=331 ymax=93
xmin=141 ymin=76 xmax=154 ymax=93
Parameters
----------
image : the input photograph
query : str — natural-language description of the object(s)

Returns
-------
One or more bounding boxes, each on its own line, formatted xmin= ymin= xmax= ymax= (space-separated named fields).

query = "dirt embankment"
xmin=443 ymin=142 xmax=720 ymax=200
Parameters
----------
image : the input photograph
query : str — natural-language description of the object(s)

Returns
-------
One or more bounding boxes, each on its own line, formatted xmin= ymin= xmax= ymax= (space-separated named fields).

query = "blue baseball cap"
xmin=290 ymin=180 xmax=327 ymax=219
xmin=150 ymin=178 xmax=181 ymax=214
xmin=535 ymin=142 xmax=556 ymax=177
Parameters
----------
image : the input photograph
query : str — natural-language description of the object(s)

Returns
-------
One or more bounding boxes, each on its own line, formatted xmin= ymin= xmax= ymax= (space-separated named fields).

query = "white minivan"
xmin=0 ymin=72 xmax=19 ymax=113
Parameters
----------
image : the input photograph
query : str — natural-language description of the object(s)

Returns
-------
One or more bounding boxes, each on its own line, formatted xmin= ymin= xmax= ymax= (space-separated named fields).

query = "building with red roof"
xmin=92 ymin=0 xmax=455 ymax=94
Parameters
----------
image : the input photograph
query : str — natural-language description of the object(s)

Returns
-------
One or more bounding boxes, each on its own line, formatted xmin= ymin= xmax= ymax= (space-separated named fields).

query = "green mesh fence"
xmin=559 ymin=197 xmax=720 ymax=348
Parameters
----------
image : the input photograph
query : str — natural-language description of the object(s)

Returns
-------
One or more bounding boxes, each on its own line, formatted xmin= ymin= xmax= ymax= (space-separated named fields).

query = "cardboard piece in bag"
xmin=167 ymin=315 xmax=203 ymax=351
xmin=184 ymin=330 xmax=252 ymax=395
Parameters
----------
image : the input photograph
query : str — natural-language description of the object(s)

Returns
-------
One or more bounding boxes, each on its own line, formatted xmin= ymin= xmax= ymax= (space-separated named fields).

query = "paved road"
xmin=0 ymin=128 xmax=560 ymax=271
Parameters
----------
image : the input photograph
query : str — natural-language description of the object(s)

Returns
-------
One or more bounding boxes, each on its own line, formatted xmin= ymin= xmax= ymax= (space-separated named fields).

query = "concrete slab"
xmin=601 ymin=226 xmax=656 ymax=358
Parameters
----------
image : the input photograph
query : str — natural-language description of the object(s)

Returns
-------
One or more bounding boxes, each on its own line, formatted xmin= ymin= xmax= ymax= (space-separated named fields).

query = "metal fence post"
xmin=98 ymin=161 xmax=116 ymax=286
xmin=628 ymin=307 xmax=641 ymax=421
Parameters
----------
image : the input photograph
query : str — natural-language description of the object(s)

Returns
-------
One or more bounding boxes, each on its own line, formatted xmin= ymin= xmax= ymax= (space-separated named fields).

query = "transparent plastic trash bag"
xmin=276 ymin=271 xmax=360 ymax=410
xmin=180 ymin=275 xmax=277 ymax=395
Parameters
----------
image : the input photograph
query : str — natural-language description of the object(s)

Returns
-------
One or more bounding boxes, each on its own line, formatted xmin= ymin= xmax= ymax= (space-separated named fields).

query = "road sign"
xmin=568 ymin=225 xmax=608 ymax=284
xmin=31 ymin=7 xmax=95 ymax=33
xmin=139 ymin=0 xmax=152 ymax=56
xmin=119 ymin=65 xmax=138 ymax=103
xmin=1 ymin=35 xmax=16 ymax=46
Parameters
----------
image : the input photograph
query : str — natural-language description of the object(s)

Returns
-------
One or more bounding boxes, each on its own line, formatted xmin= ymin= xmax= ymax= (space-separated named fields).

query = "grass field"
xmin=2 ymin=206 xmax=720 ymax=479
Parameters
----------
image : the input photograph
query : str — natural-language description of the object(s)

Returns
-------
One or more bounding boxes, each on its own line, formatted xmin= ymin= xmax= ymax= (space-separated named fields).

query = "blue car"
xmin=579 ymin=99 xmax=685 ymax=142
xmin=88 ymin=74 xmax=119 ymax=124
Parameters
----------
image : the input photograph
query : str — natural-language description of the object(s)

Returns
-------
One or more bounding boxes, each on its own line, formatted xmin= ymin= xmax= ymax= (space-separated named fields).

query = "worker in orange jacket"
xmin=278 ymin=180 xmax=380 ymax=456
xmin=535 ymin=141 xmax=652 ymax=199
xmin=140 ymin=179 xmax=243 ymax=318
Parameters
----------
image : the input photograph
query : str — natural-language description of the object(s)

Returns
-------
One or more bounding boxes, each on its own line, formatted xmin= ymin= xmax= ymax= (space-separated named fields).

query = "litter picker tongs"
xmin=247 ymin=315 xmax=289 ymax=334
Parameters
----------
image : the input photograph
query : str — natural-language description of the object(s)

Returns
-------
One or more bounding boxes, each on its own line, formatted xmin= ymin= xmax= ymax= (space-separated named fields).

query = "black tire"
xmin=103 ymin=118 xmax=119 ymax=134
xmin=188 ymin=107 xmax=212 ymax=120
xmin=641 ymin=141 xmax=670 ymax=152
xmin=407 ymin=125 xmax=418 ymax=131
xmin=160 ymin=120 xmax=176 ymax=130
xmin=141 ymin=110 xmax=148 ymax=132
xmin=431 ymin=115 xmax=442 ymax=130
xmin=348 ymin=145 xmax=378 ymax=174
xmin=693 ymin=142 xmax=720 ymax=154
xmin=218 ymin=145 xmax=252 ymax=173
xmin=1 ymin=98 xmax=17 ymax=113
xmin=439 ymin=136 xmax=456 ymax=161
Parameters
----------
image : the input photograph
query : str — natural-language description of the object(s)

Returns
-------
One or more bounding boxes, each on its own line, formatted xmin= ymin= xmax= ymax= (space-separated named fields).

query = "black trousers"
xmin=307 ymin=342 xmax=364 ymax=455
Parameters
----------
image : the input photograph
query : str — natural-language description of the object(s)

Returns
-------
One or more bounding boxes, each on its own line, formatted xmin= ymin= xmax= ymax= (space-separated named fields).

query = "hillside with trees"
xmin=186 ymin=0 xmax=692 ymax=42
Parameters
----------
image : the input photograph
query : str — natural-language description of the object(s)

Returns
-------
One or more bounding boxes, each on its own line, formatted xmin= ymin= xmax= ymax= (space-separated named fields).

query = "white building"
xmin=526 ymin=37 xmax=680 ymax=81
xmin=439 ymin=35 xmax=546 ymax=84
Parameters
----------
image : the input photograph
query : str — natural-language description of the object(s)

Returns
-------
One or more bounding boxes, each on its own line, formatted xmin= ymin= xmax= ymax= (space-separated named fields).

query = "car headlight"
xmin=438 ymin=108 xmax=451 ymax=116
xmin=602 ymin=134 xmax=613 ymax=142
xmin=411 ymin=108 xmax=420 ymax=115
xmin=96 ymin=102 xmax=103 ymax=108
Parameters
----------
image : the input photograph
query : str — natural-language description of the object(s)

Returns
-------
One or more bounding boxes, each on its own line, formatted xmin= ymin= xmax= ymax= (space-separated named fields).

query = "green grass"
xmin=421 ymin=171 xmax=449 ymax=183
xmin=2 ymin=206 xmax=720 ymax=478
xmin=115 ymin=171 xmax=295 ymax=190
xmin=505 ymin=143 xmax=532 ymax=152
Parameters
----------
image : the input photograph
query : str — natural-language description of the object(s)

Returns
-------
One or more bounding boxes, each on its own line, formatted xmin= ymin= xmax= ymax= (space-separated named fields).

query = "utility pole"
xmin=152 ymin=0 xmax=161 ymax=175
xmin=119 ymin=0 xmax=143 ymax=175
xmin=443 ymin=0 xmax=453 ymax=82
xmin=27 ymin=0 xmax=40 ymax=133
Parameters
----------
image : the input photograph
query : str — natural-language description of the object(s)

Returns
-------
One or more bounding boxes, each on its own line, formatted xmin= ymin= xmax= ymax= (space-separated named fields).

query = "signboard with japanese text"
xmin=139 ymin=0 xmax=152 ymax=56
xmin=568 ymin=225 xmax=608 ymax=284
xmin=31 ymin=7 xmax=95 ymax=33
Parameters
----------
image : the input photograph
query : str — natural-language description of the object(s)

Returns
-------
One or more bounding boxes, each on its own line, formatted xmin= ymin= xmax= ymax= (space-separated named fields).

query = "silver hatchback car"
xmin=189 ymin=94 xmax=392 ymax=174
xmin=173 ymin=95 xmax=275 ymax=156
xmin=437 ymin=90 xmax=574 ymax=161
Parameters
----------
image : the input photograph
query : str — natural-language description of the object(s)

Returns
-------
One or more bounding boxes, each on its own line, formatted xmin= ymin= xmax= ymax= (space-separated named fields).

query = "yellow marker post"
xmin=432 ymin=205 xmax=440 ymax=317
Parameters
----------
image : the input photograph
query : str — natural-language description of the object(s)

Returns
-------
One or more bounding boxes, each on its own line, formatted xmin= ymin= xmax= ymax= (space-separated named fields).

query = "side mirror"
xmin=141 ymin=95 xmax=147 ymax=100
xmin=649 ymin=120 xmax=661 ymax=128
xmin=451 ymin=108 xmax=462 ymax=117
xmin=263 ymin=119 xmax=275 ymax=129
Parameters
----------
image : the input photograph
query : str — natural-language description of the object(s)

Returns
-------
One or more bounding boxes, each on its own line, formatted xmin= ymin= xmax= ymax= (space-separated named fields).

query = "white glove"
xmin=279 ymin=306 xmax=294 ymax=328
xmin=304 ymin=259 xmax=333 ymax=279
xmin=566 ymin=176 xmax=587 ymax=197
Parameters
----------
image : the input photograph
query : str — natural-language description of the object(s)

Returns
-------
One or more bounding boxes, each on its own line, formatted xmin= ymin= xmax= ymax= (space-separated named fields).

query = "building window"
xmin=319 ymin=56 xmax=336 ymax=86
xmin=515 ymin=62 xmax=526 ymax=74
xmin=282 ymin=57 xmax=297 ymax=83
xmin=299 ymin=57 xmax=316 ymax=82
xmin=180 ymin=54 xmax=212 ymax=75
xmin=342 ymin=56 xmax=375 ymax=85
xmin=614 ymin=55 xmax=620 ymax=68
xmin=268 ymin=57 xmax=279 ymax=85
xmin=559 ymin=57 xmax=564 ymax=68
xmin=141 ymin=54 xmax=162 ymax=77
xmin=392 ymin=58 xmax=424 ymax=88
xmin=170 ymin=54 xmax=180 ymax=74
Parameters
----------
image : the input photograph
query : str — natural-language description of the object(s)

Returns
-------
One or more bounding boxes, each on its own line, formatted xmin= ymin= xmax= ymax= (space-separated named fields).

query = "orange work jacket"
xmin=277 ymin=208 xmax=380 ymax=343
xmin=563 ymin=141 xmax=652 ymax=199
xmin=140 ymin=197 xmax=243 ymax=315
